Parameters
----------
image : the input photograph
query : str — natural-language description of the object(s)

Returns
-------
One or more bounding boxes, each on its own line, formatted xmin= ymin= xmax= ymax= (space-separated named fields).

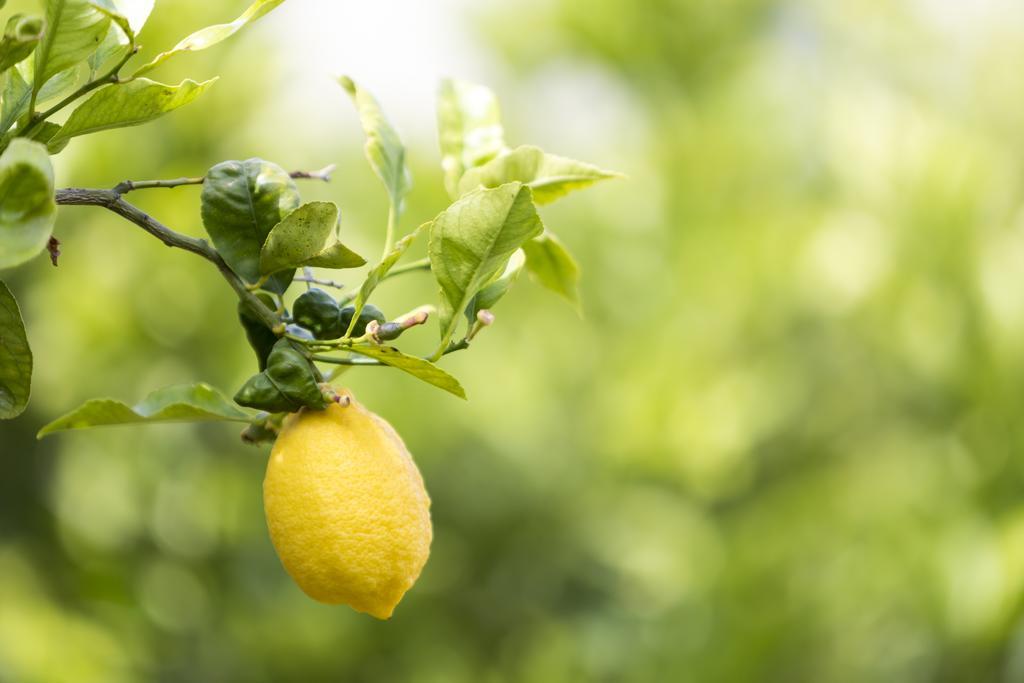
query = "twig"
xmin=113 ymin=176 xmax=205 ymax=194
xmin=289 ymin=164 xmax=337 ymax=182
xmin=54 ymin=187 xmax=280 ymax=331
xmin=111 ymin=165 xmax=339 ymax=196
xmin=294 ymin=275 xmax=345 ymax=289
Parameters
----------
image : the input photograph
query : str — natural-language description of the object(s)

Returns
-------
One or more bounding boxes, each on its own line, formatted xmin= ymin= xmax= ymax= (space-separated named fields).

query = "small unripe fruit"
xmin=293 ymin=288 xmax=343 ymax=339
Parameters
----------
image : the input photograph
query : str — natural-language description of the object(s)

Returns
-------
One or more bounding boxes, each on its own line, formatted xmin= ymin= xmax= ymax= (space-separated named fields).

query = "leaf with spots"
xmin=259 ymin=201 xmax=365 ymax=276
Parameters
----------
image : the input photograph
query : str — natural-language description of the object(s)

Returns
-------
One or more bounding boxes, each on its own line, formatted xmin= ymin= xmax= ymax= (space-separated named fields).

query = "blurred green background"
xmin=4 ymin=0 xmax=1024 ymax=680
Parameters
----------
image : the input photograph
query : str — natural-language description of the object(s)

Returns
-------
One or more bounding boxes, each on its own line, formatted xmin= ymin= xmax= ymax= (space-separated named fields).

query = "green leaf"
xmin=259 ymin=201 xmax=365 ymax=276
xmin=238 ymin=292 xmax=277 ymax=371
xmin=0 ymin=139 xmax=56 ymax=269
xmin=428 ymin=183 xmax=544 ymax=351
xmin=523 ymin=231 xmax=581 ymax=309
xmin=339 ymin=76 xmax=411 ymax=209
xmin=0 ymin=281 xmax=31 ymax=419
xmin=132 ymin=0 xmax=286 ymax=77
xmin=0 ymin=64 xmax=78 ymax=133
xmin=201 ymin=158 xmax=301 ymax=294
xmin=457 ymin=145 xmax=621 ymax=205
xmin=466 ymin=247 xmax=525 ymax=322
xmin=22 ymin=120 xmax=69 ymax=154
xmin=344 ymin=223 xmax=426 ymax=337
xmin=34 ymin=0 xmax=110 ymax=95
xmin=37 ymin=383 xmax=252 ymax=438
xmin=49 ymin=77 xmax=216 ymax=144
xmin=0 ymin=14 xmax=44 ymax=73
xmin=235 ymin=339 xmax=327 ymax=412
xmin=87 ymin=0 xmax=153 ymax=76
xmin=347 ymin=344 xmax=466 ymax=399
xmin=437 ymin=78 xmax=506 ymax=198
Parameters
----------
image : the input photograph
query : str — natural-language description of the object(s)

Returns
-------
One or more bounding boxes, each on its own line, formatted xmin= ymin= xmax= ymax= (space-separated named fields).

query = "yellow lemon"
xmin=263 ymin=390 xmax=431 ymax=619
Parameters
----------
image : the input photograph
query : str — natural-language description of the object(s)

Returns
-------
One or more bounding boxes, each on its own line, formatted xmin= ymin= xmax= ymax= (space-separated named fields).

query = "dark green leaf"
xmin=34 ymin=0 xmax=110 ymax=95
xmin=457 ymin=145 xmax=621 ymax=204
xmin=133 ymin=0 xmax=286 ymax=76
xmin=235 ymin=372 xmax=295 ymax=414
xmin=466 ymin=248 xmax=525 ymax=322
xmin=347 ymin=344 xmax=466 ymax=399
xmin=339 ymin=76 xmax=411 ymax=208
xmin=344 ymin=223 xmax=426 ymax=337
xmin=238 ymin=292 xmax=277 ymax=371
xmin=259 ymin=201 xmax=365 ymax=275
xmin=0 ymin=281 xmax=31 ymax=419
xmin=0 ymin=14 xmax=44 ymax=73
xmin=428 ymin=183 xmax=544 ymax=351
xmin=236 ymin=340 xmax=326 ymax=413
xmin=50 ymin=77 xmax=216 ymax=145
xmin=0 ymin=139 xmax=56 ymax=269
xmin=437 ymin=78 xmax=506 ymax=197
xmin=37 ymin=383 xmax=252 ymax=437
xmin=523 ymin=231 xmax=581 ymax=309
xmin=201 ymin=158 xmax=300 ymax=294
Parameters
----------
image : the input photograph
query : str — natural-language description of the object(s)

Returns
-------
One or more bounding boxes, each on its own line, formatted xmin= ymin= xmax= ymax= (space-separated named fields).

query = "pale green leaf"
xmin=466 ymin=248 xmax=525 ymax=322
xmin=87 ymin=0 xmax=153 ymax=75
xmin=0 ymin=14 xmax=44 ymax=73
xmin=22 ymin=120 xmax=69 ymax=154
xmin=0 ymin=281 xmax=31 ymax=419
xmin=428 ymin=183 xmax=544 ymax=351
xmin=37 ymin=383 xmax=253 ymax=437
xmin=438 ymin=78 xmax=506 ymax=198
xmin=34 ymin=0 xmax=110 ymax=95
xmin=259 ymin=201 xmax=365 ymax=275
xmin=339 ymin=76 xmax=411 ymax=208
xmin=344 ymin=223 xmax=427 ymax=337
xmin=347 ymin=344 xmax=466 ymax=399
xmin=0 ymin=139 xmax=55 ymax=269
xmin=201 ymin=158 xmax=300 ymax=294
xmin=50 ymin=77 xmax=217 ymax=144
xmin=457 ymin=145 xmax=621 ymax=204
xmin=523 ymin=231 xmax=581 ymax=309
xmin=133 ymin=0 xmax=286 ymax=77
xmin=1 ymin=64 xmax=78 ymax=133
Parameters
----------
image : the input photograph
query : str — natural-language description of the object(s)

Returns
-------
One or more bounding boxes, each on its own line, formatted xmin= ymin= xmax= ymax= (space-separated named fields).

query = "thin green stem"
xmin=382 ymin=203 xmax=398 ymax=259
xmin=112 ymin=166 xmax=337 ymax=196
xmin=113 ymin=177 xmax=206 ymax=194
xmin=312 ymin=355 xmax=382 ymax=367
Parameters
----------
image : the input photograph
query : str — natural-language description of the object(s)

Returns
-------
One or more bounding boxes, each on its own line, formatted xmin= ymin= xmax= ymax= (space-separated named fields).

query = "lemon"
xmin=263 ymin=390 xmax=432 ymax=618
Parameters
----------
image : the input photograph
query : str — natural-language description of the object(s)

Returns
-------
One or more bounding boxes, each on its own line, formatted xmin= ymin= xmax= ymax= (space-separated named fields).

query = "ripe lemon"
xmin=263 ymin=390 xmax=432 ymax=619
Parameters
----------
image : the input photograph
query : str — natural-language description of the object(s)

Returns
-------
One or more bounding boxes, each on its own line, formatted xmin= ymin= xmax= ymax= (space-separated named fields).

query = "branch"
xmin=54 ymin=187 xmax=280 ymax=331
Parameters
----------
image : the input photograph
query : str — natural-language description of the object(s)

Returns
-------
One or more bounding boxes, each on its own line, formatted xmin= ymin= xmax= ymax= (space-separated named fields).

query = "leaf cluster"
xmin=0 ymin=2 xmax=620 ymax=444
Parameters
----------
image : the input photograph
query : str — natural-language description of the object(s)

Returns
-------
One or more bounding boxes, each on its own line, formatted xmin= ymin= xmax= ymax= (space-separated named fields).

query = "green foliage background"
xmin=4 ymin=0 xmax=1024 ymax=681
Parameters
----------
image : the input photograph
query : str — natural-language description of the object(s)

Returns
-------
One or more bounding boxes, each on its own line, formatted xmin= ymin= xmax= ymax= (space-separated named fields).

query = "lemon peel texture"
xmin=263 ymin=391 xmax=432 ymax=618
